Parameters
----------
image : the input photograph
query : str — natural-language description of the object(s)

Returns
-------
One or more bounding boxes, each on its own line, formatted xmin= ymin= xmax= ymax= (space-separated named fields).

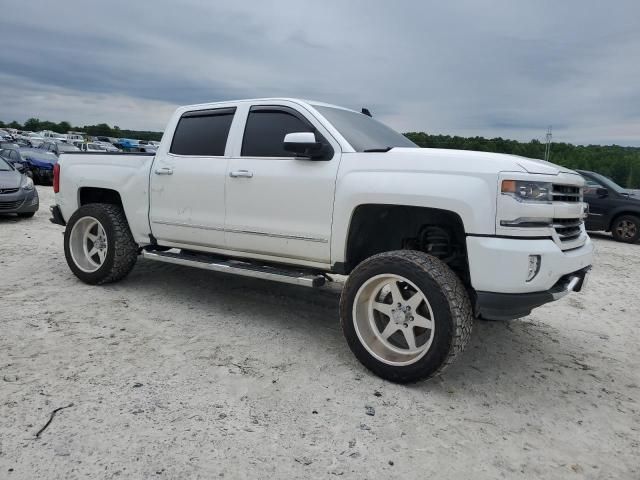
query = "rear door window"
xmin=170 ymin=107 xmax=236 ymax=156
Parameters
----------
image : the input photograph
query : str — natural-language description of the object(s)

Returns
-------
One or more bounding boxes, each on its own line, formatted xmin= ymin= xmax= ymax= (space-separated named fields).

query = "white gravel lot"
xmin=1 ymin=186 xmax=638 ymax=479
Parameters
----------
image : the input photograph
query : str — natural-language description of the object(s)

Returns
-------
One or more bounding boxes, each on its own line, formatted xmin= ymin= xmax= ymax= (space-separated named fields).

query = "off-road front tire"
xmin=64 ymin=203 xmax=138 ymax=285
xmin=340 ymin=250 xmax=473 ymax=383
xmin=611 ymin=214 xmax=640 ymax=243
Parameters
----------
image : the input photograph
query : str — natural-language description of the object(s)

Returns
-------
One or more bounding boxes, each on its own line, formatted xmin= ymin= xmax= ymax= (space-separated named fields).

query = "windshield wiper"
xmin=363 ymin=146 xmax=393 ymax=152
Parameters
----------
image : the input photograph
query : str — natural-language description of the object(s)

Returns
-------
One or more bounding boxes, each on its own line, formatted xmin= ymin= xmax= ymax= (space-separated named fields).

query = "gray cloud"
xmin=1 ymin=0 xmax=638 ymax=145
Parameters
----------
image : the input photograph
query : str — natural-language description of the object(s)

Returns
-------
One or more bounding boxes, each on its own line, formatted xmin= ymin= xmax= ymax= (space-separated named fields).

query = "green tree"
xmin=23 ymin=118 xmax=41 ymax=131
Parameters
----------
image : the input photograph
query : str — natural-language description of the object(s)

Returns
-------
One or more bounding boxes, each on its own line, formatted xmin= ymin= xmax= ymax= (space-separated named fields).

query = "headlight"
xmin=21 ymin=176 xmax=34 ymax=191
xmin=501 ymin=180 xmax=552 ymax=202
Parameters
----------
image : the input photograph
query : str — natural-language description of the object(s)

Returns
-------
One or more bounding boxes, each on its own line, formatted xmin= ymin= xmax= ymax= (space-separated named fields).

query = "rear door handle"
xmin=154 ymin=167 xmax=173 ymax=175
xmin=229 ymin=170 xmax=253 ymax=178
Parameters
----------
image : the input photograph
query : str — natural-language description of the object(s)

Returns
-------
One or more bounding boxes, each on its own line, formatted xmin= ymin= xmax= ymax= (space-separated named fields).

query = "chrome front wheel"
xmin=353 ymin=274 xmax=435 ymax=366
xmin=340 ymin=250 xmax=473 ymax=383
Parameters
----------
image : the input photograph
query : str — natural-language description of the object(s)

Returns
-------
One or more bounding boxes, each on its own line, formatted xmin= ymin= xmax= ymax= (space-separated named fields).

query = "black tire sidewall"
xmin=612 ymin=215 xmax=640 ymax=243
xmin=64 ymin=205 xmax=122 ymax=284
xmin=341 ymin=255 xmax=456 ymax=382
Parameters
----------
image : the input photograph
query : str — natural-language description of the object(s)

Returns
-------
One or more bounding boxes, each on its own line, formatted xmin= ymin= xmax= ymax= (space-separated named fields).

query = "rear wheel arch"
xmin=78 ymin=187 xmax=124 ymax=209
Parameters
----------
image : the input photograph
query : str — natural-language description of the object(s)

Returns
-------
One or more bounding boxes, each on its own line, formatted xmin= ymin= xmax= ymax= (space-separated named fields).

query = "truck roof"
xmin=178 ymin=98 xmax=357 ymax=113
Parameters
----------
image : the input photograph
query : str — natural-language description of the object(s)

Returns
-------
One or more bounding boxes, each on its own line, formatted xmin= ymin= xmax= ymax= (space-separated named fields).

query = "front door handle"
xmin=154 ymin=167 xmax=173 ymax=175
xmin=229 ymin=170 xmax=253 ymax=178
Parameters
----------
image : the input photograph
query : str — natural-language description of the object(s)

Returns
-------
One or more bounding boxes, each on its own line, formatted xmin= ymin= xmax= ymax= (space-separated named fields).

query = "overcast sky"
xmin=1 ymin=0 xmax=638 ymax=145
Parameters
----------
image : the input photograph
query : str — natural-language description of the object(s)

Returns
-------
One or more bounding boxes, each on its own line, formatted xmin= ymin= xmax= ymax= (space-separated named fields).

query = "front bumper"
xmin=476 ymin=267 xmax=590 ymax=320
xmin=466 ymin=235 xmax=593 ymax=294
xmin=0 ymin=188 xmax=39 ymax=214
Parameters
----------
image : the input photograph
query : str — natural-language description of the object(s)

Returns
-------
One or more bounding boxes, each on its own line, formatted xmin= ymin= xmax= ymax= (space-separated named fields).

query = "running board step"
xmin=142 ymin=250 xmax=326 ymax=288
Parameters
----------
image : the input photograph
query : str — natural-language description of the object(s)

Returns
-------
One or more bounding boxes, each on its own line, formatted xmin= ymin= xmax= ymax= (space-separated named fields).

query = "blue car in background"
xmin=0 ymin=146 xmax=58 ymax=185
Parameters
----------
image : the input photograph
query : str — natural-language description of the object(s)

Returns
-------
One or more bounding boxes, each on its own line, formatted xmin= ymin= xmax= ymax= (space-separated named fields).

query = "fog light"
xmin=527 ymin=255 xmax=541 ymax=282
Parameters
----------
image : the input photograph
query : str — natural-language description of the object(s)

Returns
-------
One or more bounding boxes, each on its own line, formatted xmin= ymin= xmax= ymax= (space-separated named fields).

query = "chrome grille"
xmin=553 ymin=218 xmax=582 ymax=242
xmin=0 ymin=188 xmax=19 ymax=194
xmin=552 ymin=184 xmax=582 ymax=203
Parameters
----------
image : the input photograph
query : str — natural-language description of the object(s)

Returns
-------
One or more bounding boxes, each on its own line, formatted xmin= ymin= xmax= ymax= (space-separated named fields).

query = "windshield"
xmin=585 ymin=171 xmax=627 ymax=195
xmin=0 ymin=156 xmax=13 ymax=171
xmin=313 ymin=105 xmax=416 ymax=152
xmin=57 ymin=143 xmax=80 ymax=153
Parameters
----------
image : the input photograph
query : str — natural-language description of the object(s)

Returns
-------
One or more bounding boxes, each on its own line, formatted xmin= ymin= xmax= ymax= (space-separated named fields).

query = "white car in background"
xmin=21 ymin=132 xmax=45 ymax=147
xmin=78 ymin=142 xmax=111 ymax=152
xmin=67 ymin=132 xmax=85 ymax=143
xmin=92 ymin=141 xmax=119 ymax=152
xmin=39 ymin=130 xmax=67 ymax=142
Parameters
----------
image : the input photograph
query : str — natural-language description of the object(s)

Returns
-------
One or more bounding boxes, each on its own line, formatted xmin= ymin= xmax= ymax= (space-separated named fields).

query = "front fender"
xmin=331 ymin=169 xmax=497 ymax=264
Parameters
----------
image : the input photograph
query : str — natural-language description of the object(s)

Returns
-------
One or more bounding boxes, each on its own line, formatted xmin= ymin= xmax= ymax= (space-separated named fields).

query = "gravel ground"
xmin=1 ymin=186 xmax=638 ymax=479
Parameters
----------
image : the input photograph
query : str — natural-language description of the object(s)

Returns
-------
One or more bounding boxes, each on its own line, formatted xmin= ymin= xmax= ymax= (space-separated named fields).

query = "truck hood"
xmin=392 ymin=148 xmax=578 ymax=176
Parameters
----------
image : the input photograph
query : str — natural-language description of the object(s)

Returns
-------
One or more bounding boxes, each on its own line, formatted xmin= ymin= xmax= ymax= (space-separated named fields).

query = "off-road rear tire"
xmin=340 ymin=250 xmax=473 ymax=383
xmin=64 ymin=203 xmax=138 ymax=285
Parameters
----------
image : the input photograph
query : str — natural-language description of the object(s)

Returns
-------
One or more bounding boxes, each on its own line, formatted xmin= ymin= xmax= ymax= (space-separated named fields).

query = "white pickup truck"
xmin=51 ymin=98 xmax=593 ymax=382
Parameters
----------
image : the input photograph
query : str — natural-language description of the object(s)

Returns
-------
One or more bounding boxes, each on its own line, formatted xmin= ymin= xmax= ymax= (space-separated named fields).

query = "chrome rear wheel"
xmin=68 ymin=216 xmax=109 ymax=273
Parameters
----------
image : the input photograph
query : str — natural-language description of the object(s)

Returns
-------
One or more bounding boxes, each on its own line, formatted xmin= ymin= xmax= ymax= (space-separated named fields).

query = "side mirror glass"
xmin=596 ymin=187 xmax=608 ymax=198
xmin=283 ymin=132 xmax=327 ymax=159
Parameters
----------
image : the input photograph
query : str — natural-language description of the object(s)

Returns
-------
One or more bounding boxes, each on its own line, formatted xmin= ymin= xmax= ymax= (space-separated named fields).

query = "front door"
xmin=149 ymin=107 xmax=236 ymax=248
xmin=224 ymin=104 xmax=340 ymax=264
xmin=583 ymin=175 xmax=609 ymax=231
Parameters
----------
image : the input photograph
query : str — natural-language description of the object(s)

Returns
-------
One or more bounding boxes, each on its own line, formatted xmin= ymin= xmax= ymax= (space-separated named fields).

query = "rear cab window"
xmin=170 ymin=107 xmax=236 ymax=156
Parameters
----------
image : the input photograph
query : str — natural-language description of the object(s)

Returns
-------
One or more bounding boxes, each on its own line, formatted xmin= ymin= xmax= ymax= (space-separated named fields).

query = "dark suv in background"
xmin=578 ymin=170 xmax=640 ymax=243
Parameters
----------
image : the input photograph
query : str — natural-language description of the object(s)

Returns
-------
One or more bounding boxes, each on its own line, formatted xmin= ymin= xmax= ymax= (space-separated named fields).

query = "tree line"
xmin=405 ymin=132 xmax=640 ymax=188
xmin=0 ymin=118 xmax=163 ymax=142
xmin=2 ymin=118 xmax=638 ymax=188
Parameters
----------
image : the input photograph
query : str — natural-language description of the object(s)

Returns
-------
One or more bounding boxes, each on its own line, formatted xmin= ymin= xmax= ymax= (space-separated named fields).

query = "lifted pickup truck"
xmin=51 ymin=98 xmax=593 ymax=382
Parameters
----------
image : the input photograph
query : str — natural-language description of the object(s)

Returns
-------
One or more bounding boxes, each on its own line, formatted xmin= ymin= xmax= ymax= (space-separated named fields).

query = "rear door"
xmin=224 ymin=103 xmax=341 ymax=263
xmin=149 ymin=107 xmax=236 ymax=248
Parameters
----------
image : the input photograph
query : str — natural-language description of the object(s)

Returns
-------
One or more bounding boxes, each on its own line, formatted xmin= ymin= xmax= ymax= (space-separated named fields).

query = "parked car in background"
xmin=38 ymin=141 xmax=80 ymax=157
xmin=0 ymin=155 xmax=39 ymax=218
xmin=95 ymin=136 xmax=119 ymax=144
xmin=23 ymin=132 xmax=45 ymax=147
xmin=67 ymin=132 xmax=85 ymax=143
xmin=78 ymin=142 xmax=107 ymax=152
xmin=113 ymin=138 xmax=140 ymax=152
xmin=578 ymin=169 xmax=640 ymax=243
xmin=0 ymin=152 xmax=30 ymax=176
xmin=91 ymin=141 xmax=120 ymax=152
xmin=0 ymin=146 xmax=31 ymax=173
xmin=0 ymin=146 xmax=58 ymax=184
xmin=39 ymin=130 xmax=67 ymax=142
xmin=137 ymin=145 xmax=157 ymax=153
